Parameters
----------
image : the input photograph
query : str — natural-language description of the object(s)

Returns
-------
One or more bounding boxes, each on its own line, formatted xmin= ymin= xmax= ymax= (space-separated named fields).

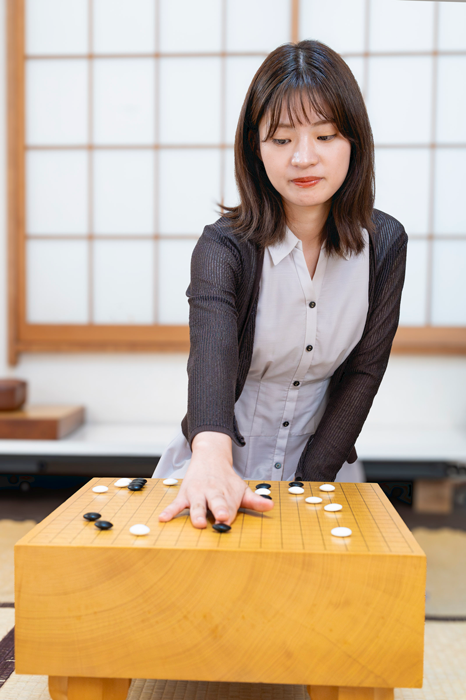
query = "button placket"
xmin=291 ymin=247 xmax=319 ymax=383
xmin=273 ymin=379 xmax=300 ymax=475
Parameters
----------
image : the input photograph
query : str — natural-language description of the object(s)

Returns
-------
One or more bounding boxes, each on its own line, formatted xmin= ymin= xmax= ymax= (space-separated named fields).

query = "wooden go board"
xmin=15 ymin=479 xmax=426 ymax=692
xmin=19 ymin=478 xmax=422 ymax=556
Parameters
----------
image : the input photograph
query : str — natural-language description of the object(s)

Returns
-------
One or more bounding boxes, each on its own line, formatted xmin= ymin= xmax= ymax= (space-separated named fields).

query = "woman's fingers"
xmin=158 ymin=495 xmax=190 ymax=522
xmin=188 ymin=498 xmax=209 ymax=528
xmin=241 ymin=487 xmax=274 ymax=512
xmin=208 ymin=492 xmax=233 ymax=524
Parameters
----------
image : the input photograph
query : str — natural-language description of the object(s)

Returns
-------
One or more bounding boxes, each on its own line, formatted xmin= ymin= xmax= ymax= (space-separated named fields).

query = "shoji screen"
xmin=7 ymin=0 xmax=291 ymax=362
xmin=301 ymin=0 xmax=466 ymax=353
xmin=7 ymin=0 xmax=466 ymax=363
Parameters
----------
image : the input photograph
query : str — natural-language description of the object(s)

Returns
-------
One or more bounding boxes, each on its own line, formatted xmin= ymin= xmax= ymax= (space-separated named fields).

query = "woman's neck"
xmin=284 ymin=199 xmax=331 ymax=249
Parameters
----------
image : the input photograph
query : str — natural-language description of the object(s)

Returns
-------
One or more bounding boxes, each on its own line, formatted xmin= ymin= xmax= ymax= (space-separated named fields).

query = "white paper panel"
xmin=369 ymin=0 xmax=434 ymax=52
xmin=27 ymin=150 xmax=88 ymax=235
xmin=26 ymin=0 xmax=88 ymax=55
xmin=160 ymin=0 xmax=221 ymax=52
xmin=225 ymin=57 xmax=266 ymax=145
xmin=159 ymin=58 xmax=221 ymax=144
xmin=93 ymin=150 xmax=154 ymax=235
xmin=398 ymin=238 xmax=428 ymax=327
xmin=366 ymin=57 xmax=432 ymax=145
xmin=224 ymin=148 xmax=240 ymax=208
xmin=300 ymin=0 xmax=365 ymax=54
xmin=27 ymin=240 xmax=89 ymax=323
xmin=159 ymin=149 xmax=221 ymax=234
xmin=158 ymin=239 xmax=197 ymax=324
xmin=342 ymin=57 xmax=365 ymax=94
xmin=93 ymin=59 xmax=155 ymax=144
xmin=436 ymin=57 xmax=466 ymax=144
xmin=439 ymin=2 xmax=466 ymax=51
xmin=226 ymin=0 xmax=290 ymax=53
xmin=93 ymin=240 xmax=154 ymax=324
xmin=26 ymin=59 xmax=88 ymax=145
xmin=93 ymin=0 xmax=156 ymax=54
xmin=433 ymin=149 xmax=466 ymax=236
xmin=431 ymin=240 xmax=466 ymax=327
xmin=374 ymin=148 xmax=430 ymax=236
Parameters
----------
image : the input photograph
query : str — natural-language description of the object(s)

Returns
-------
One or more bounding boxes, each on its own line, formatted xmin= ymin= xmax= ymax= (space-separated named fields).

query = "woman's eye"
xmin=272 ymin=139 xmax=290 ymax=145
xmin=317 ymin=134 xmax=337 ymax=141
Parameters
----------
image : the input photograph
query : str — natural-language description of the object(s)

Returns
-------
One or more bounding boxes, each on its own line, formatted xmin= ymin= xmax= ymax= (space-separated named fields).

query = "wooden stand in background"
xmin=0 ymin=405 xmax=84 ymax=439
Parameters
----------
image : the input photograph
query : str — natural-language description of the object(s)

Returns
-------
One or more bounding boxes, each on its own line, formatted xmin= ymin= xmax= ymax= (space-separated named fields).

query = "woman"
xmin=153 ymin=39 xmax=407 ymax=530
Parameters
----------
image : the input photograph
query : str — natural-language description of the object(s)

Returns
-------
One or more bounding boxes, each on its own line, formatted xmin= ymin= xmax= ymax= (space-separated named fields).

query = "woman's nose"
xmin=291 ymin=137 xmax=318 ymax=168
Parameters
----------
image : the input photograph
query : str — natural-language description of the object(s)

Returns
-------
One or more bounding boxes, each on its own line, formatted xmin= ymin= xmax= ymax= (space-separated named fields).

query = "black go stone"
xmin=128 ymin=484 xmax=144 ymax=491
xmin=260 ymin=494 xmax=272 ymax=500
xmin=212 ymin=523 xmax=231 ymax=533
xmin=83 ymin=512 xmax=101 ymax=521
xmin=131 ymin=478 xmax=147 ymax=484
xmin=256 ymin=483 xmax=271 ymax=489
xmin=289 ymin=481 xmax=304 ymax=488
xmin=94 ymin=520 xmax=113 ymax=530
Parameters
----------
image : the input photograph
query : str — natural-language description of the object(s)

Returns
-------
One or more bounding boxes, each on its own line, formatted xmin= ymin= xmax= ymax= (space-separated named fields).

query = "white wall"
xmin=1 ymin=0 xmax=465 ymax=433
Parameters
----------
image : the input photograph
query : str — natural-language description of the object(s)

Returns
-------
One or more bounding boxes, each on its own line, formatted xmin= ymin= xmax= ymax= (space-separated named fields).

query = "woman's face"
xmin=258 ymin=97 xmax=352 ymax=214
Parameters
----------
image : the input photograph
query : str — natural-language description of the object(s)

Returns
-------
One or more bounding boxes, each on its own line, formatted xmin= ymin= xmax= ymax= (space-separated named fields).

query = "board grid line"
xmin=368 ymin=483 xmax=416 ymax=554
xmin=354 ymin=483 xmax=392 ymax=553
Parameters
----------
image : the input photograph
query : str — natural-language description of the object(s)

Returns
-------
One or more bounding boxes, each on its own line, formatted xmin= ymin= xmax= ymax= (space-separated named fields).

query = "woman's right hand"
xmin=158 ymin=431 xmax=274 ymax=528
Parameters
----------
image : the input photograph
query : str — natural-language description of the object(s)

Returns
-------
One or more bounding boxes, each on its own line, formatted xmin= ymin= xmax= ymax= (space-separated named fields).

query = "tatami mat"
xmin=412 ymin=527 xmax=466 ymax=617
xmin=0 ymin=622 xmax=464 ymax=699
xmin=0 ymin=521 xmax=36 ymax=603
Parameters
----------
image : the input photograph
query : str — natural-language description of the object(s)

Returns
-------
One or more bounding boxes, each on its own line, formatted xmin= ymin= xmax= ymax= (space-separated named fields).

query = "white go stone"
xmin=319 ymin=484 xmax=335 ymax=492
xmin=114 ymin=478 xmax=132 ymax=488
xmin=288 ymin=486 xmax=305 ymax=494
xmin=324 ymin=503 xmax=343 ymax=512
xmin=255 ymin=488 xmax=271 ymax=495
xmin=331 ymin=527 xmax=352 ymax=537
xmin=92 ymin=485 xmax=108 ymax=493
xmin=129 ymin=524 xmax=150 ymax=536
xmin=163 ymin=478 xmax=178 ymax=486
xmin=305 ymin=496 xmax=323 ymax=504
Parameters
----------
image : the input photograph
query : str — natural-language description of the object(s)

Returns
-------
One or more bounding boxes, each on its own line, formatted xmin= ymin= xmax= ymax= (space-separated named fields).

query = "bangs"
xmin=261 ymin=84 xmax=337 ymax=142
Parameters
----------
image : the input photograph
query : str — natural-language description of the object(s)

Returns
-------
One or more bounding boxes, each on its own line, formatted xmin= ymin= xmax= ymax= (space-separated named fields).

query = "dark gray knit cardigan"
xmin=180 ymin=208 xmax=408 ymax=482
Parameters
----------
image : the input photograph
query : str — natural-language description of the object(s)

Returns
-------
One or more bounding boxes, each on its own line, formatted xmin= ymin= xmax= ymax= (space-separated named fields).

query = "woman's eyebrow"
xmin=276 ymin=119 xmax=332 ymax=128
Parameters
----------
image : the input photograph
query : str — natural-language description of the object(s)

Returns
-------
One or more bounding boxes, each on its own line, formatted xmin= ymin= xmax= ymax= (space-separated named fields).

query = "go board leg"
xmin=307 ymin=687 xmax=394 ymax=700
xmin=49 ymin=676 xmax=68 ymax=700
xmin=67 ymin=677 xmax=131 ymax=700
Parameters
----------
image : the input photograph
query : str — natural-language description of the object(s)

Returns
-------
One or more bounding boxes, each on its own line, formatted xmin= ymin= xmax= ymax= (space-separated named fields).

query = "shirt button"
xmin=274 ymin=462 xmax=282 ymax=469
xmin=283 ymin=421 xmax=289 ymax=427
xmin=293 ymin=380 xmax=300 ymax=387
xmin=306 ymin=345 xmax=313 ymax=352
xmin=309 ymin=301 xmax=316 ymax=308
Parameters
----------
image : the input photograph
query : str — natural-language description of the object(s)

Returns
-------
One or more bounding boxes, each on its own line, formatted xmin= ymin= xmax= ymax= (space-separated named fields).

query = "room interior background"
xmin=0 ymin=0 xmax=465 ymax=436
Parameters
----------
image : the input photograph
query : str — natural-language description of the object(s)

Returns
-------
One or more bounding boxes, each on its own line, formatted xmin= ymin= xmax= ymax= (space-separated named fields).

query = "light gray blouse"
xmin=153 ymin=225 xmax=370 ymax=482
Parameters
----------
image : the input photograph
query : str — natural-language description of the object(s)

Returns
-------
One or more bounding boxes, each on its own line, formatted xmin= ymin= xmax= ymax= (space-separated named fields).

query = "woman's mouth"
xmin=291 ymin=177 xmax=322 ymax=188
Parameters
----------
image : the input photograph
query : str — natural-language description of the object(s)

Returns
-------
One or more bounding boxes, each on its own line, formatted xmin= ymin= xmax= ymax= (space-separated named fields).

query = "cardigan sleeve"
xmin=182 ymin=227 xmax=244 ymax=450
xmin=295 ymin=223 xmax=408 ymax=482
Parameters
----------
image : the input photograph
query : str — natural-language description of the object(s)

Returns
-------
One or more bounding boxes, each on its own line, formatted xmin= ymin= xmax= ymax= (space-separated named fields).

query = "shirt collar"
xmin=267 ymin=225 xmax=358 ymax=265
xmin=268 ymin=225 xmax=304 ymax=266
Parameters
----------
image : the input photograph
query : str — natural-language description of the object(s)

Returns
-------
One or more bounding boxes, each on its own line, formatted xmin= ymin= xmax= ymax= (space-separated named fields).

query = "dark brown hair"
xmin=218 ymin=39 xmax=375 ymax=256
